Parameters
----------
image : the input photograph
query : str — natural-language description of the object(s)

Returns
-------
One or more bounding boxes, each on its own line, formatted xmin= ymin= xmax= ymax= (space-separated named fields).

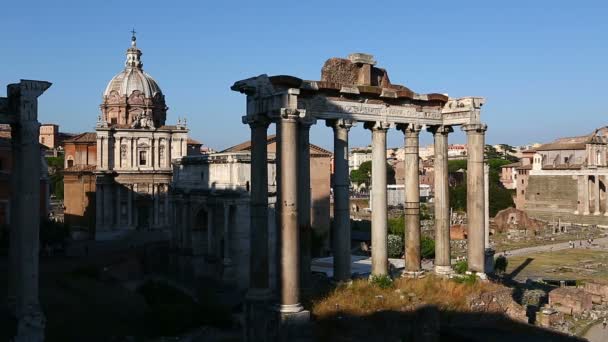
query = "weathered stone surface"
xmin=493 ymin=207 xmax=544 ymax=233
xmin=549 ymin=288 xmax=593 ymax=315
xmin=584 ymin=281 xmax=608 ymax=302
xmin=467 ymin=289 xmax=528 ymax=323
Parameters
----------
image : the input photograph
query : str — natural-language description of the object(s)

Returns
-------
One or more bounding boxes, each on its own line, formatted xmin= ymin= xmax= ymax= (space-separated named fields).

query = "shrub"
xmin=454 ymin=260 xmax=468 ymax=274
xmin=388 ymin=216 xmax=405 ymax=236
xmin=494 ymin=255 xmax=508 ymax=275
xmin=387 ymin=234 xmax=403 ymax=258
xmin=453 ymin=273 xmax=477 ymax=285
xmin=421 ymin=237 xmax=435 ymax=259
xmin=369 ymin=274 xmax=393 ymax=289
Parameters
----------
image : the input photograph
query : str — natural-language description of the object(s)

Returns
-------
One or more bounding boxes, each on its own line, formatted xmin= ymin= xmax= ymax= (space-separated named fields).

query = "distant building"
xmin=521 ymin=127 xmax=608 ymax=225
xmin=349 ymin=147 xmax=372 ymax=173
xmin=39 ymin=124 xmax=59 ymax=149
xmin=448 ymin=144 xmax=467 ymax=159
xmin=170 ymin=136 xmax=332 ymax=287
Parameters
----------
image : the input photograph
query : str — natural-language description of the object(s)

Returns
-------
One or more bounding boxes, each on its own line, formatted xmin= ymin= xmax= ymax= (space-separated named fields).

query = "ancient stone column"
xmin=127 ymin=185 xmax=133 ymax=228
xmin=222 ymin=203 xmax=234 ymax=282
xmin=462 ymin=124 xmax=487 ymax=274
xmin=429 ymin=125 xmax=453 ymax=275
xmin=584 ymin=176 xmax=590 ymax=215
xmin=594 ymin=175 xmax=601 ymax=215
xmin=604 ymin=175 xmax=608 ymax=216
xmin=95 ymin=182 xmax=104 ymax=230
xmin=399 ymin=123 xmax=422 ymax=274
xmin=298 ymin=118 xmax=313 ymax=290
xmin=327 ymin=119 xmax=354 ymax=282
xmin=484 ymin=163 xmax=490 ymax=248
xmin=103 ymin=180 xmax=113 ymax=230
xmin=7 ymin=80 xmax=51 ymax=342
xmin=278 ymin=109 xmax=303 ymax=313
xmin=366 ymin=121 xmax=390 ymax=277
xmin=244 ymin=115 xmax=271 ymax=297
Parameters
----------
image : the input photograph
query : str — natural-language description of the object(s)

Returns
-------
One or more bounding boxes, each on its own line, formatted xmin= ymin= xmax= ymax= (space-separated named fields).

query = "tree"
xmin=46 ymin=156 xmax=64 ymax=200
xmin=349 ymin=160 xmax=396 ymax=186
xmin=494 ymin=255 xmax=508 ymax=275
xmin=421 ymin=237 xmax=435 ymax=259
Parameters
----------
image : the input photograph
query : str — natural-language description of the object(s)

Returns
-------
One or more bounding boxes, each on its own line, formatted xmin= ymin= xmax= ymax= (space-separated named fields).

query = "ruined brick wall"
xmin=549 ymin=288 xmax=593 ymax=315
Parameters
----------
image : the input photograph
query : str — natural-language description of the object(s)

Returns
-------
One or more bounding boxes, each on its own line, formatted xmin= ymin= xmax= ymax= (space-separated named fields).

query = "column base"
xmin=222 ymin=258 xmax=235 ymax=284
xmin=583 ymin=211 xmax=590 ymax=216
xmin=484 ymin=248 xmax=496 ymax=275
xmin=330 ymin=278 xmax=353 ymax=287
xmin=244 ymin=288 xmax=273 ymax=342
xmin=14 ymin=307 xmax=45 ymax=342
xmin=466 ymin=271 xmax=488 ymax=281
xmin=275 ymin=304 xmax=311 ymax=342
xmin=433 ymin=265 xmax=453 ymax=276
xmin=402 ymin=270 xmax=426 ymax=279
xmin=594 ymin=211 xmax=601 ymax=216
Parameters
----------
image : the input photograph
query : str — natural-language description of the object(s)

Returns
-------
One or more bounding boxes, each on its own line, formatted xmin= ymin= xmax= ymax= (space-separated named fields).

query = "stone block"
xmin=549 ymin=287 xmax=592 ymax=315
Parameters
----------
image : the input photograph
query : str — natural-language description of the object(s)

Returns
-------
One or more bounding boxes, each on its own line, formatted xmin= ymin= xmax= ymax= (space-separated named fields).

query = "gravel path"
xmin=584 ymin=322 xmax=608 ymax=342
xmin=494 ymin=237 xmax=608 ymax=258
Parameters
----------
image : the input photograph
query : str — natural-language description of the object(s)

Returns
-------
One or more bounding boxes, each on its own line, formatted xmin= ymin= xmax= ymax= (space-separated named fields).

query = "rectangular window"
xmin=139 ymin=151 xmax=147 ymax=166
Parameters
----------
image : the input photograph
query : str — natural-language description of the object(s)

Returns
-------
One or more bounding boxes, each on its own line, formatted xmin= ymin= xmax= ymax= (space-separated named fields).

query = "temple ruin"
xmin=231 ymin=53 xmax=488 ymax=339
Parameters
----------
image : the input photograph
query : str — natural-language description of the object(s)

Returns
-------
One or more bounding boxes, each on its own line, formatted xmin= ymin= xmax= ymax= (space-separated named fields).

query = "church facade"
xmin=63 ymin=34 xmax=191 ymax=240
xmin=94 ymin=34 xmax=189 ymax=240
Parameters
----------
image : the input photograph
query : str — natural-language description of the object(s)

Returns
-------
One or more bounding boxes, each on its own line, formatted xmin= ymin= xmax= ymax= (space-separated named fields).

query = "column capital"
xmin=396 ymin=123 xmax=422 ymax=135
xmin=298 ymin=115 xmax=316 ymax=128
xmin=461 ymin=123 xmax=487 ymax=134
xmin=278 ymin=108 xmax=301 ymax=122
xmin=427 ymin=125 xmax=454 ymax=135
xmin=243 ymin=115 xmax=270 ymax=128
xmin=326 ymin=118 xmax=356 ymax=131
xmin=364 ymin=121 xmax=390 ymax=132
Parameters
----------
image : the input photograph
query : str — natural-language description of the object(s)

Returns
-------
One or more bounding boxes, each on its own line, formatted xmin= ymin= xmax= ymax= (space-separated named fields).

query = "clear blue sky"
xmin=2 ymin=0 xmax=607 ymax=150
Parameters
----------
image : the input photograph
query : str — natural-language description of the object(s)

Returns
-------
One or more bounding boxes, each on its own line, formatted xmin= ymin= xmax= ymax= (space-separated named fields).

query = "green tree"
xmin=46 ymin=156 xmax=64 ymax=200
xmin=494 ymin=255 xmax=508 ymax=275
xmin=349 ymin=160 xmax=396 ymax=186
xmin=421 ymin=237 xmax=435 ymax=259
xmin=448 ymin=159 xmax=467 ymax=173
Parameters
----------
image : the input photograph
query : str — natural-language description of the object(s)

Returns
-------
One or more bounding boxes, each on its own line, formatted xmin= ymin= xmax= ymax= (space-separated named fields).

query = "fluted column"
xmin=298 ymin=118 xmax=314 ymax=290
xmin=366 ymin=121 xmax=390 ymax=277
xmin=462 ymin=124 xmax=487 ymax=274
xmin=398 ymin=123 xmax=422 ymax=274
xmin=244 ymin=115 xmax=271 ymax=295
xmin=327 ymin=119 xmax=354 ymax=282
xmin=429 ymin=125 xmax=453 ymax=275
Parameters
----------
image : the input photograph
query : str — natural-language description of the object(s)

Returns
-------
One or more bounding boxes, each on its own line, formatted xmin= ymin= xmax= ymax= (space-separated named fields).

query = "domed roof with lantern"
xmin=101 ymin=31 xmax=167 ymax=128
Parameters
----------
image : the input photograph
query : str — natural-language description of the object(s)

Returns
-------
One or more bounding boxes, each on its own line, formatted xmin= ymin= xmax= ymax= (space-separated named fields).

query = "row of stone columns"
xmin=244 ymin=106 xmax=488 ymax=340
xmin=358 ymin=122 xmax=487 ymax=276
xmin=576 ymin=175 xmax=608 ymax=216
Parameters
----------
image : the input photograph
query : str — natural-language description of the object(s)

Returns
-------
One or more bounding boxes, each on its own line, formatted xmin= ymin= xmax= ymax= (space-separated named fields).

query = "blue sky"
xmin=2 ymin=0 xmax=607 ymax=150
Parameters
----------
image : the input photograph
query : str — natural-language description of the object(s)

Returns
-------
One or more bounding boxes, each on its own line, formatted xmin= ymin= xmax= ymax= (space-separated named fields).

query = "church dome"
xmin=103 ymin=35 xmax=162 ymax=98
xmin=103 ymin=67 xmax=162 ymax=99
xmin=100 ymin=33 xmax=168 ymax=128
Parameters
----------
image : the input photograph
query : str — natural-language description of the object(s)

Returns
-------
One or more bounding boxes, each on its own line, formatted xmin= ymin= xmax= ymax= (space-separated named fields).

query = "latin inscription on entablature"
xmin=298 ymin=97 xmax=442 ymax=122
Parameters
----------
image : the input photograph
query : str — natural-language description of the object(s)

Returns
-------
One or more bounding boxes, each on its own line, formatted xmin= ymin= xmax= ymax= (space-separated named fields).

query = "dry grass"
xmin=312 ymin=275 xmax=504 ymax=319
